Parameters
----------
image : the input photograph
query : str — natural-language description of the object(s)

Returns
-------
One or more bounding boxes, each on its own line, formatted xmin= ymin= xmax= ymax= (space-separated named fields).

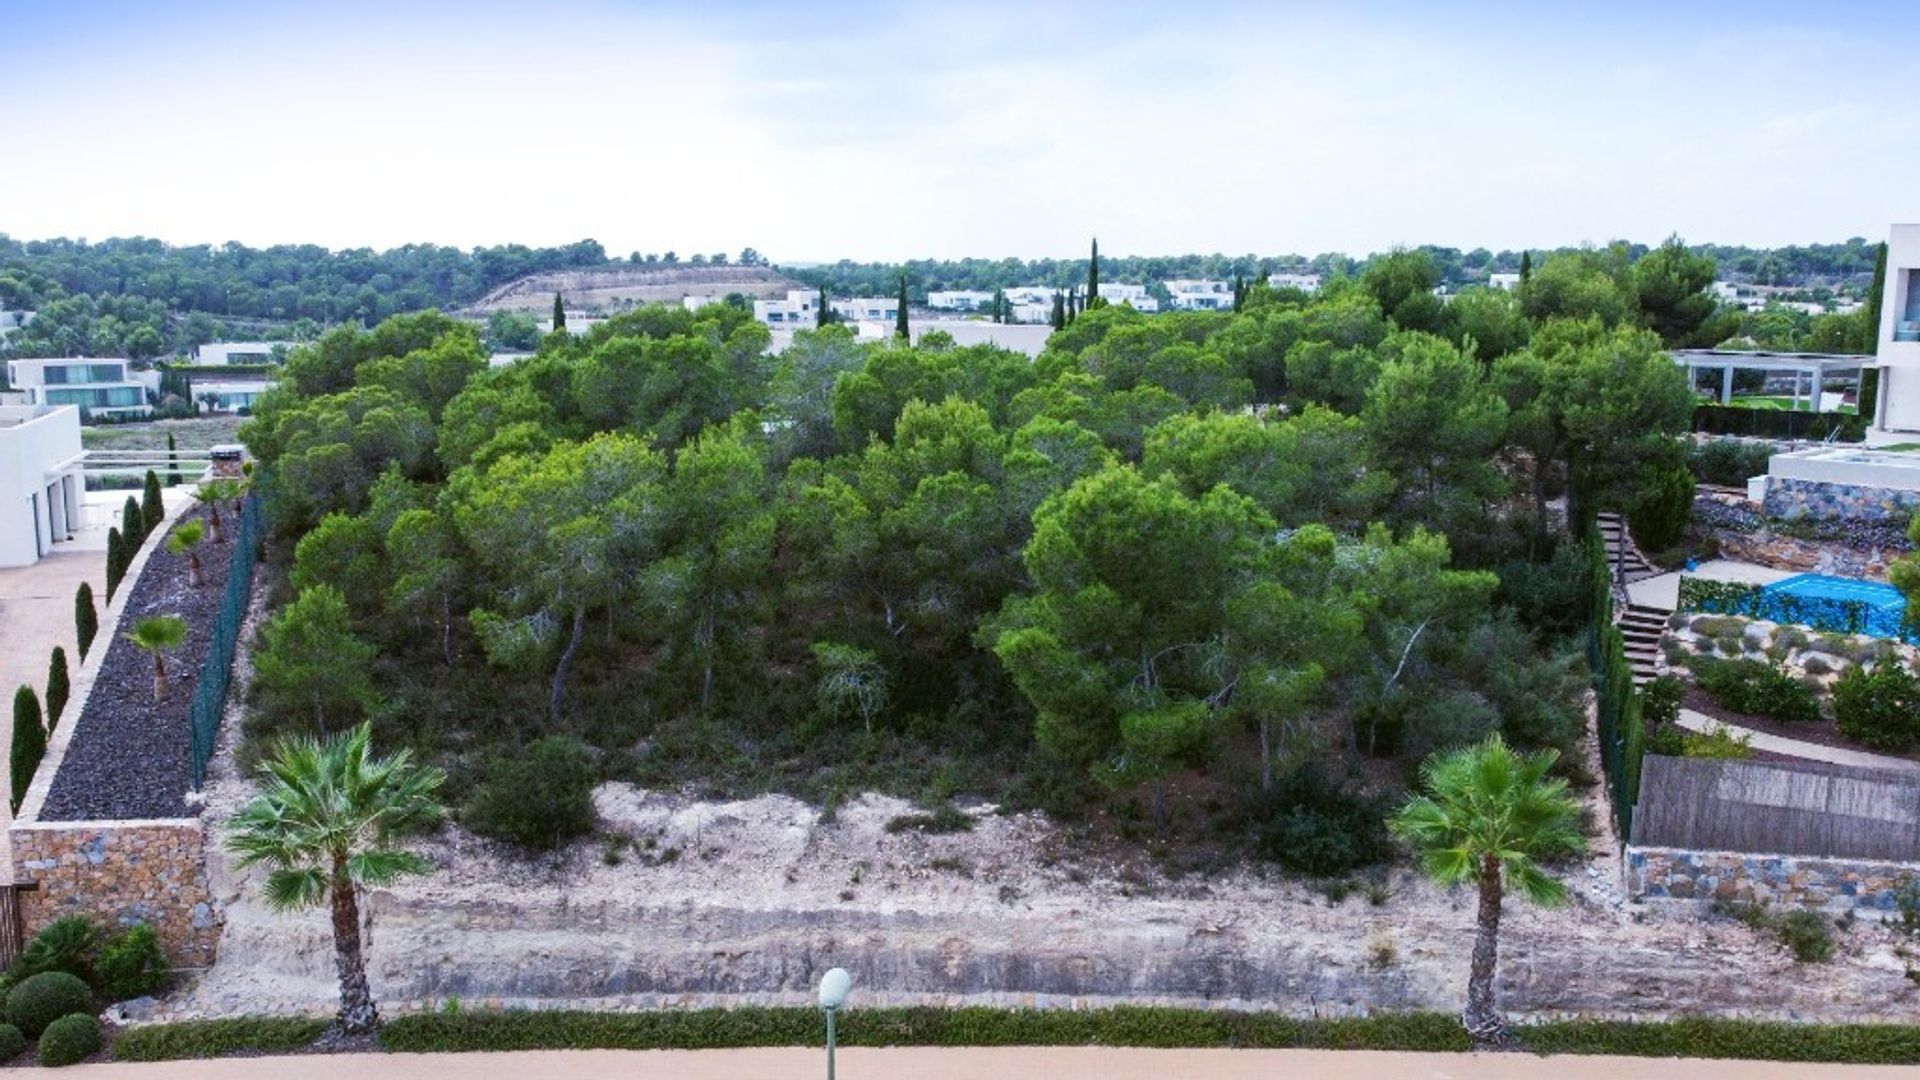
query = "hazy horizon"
xmin=3 ymin=0 xmax=1914 ymax=263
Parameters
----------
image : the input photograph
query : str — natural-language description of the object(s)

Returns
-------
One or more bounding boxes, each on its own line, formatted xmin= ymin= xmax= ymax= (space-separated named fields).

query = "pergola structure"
xmin=1671 ymin=349 xmax=1869 ymax=412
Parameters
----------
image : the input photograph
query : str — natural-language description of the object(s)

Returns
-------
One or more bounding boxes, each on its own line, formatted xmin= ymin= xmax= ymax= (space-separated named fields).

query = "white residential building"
xmin=6 ymin=358 xmax=151 ymax=419
xmin=832 ymin=297 xmax=900 ymax=323
xmin=927 ymin=290 xmax=995 ymax=312
xmin=1268 ymin=272 xmax=1324 ymax=292
xmin=1165 ymin=279 xmax=1234 ymax=311
xmin=0 ymin=404 xmax=85 ymax=567
xmin=192 ymin=341 xmax=283 ymax=365
xmin=752 ymin=290 xmax=820 ymax=328
xmin=1094 ymin=283 xmax=1159 ymax=312
xmin=193 ymin=378 xmax=274 ymax=414
xmin=1871 ymin=223 xmax=1920 ymax=434
xmin=1488 ymin=273 xmax=1521 ymax=291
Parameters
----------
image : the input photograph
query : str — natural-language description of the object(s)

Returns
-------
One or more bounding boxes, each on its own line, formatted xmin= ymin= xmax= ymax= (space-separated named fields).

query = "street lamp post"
xmin=819 ymin=967 xmax=852 ymax=1080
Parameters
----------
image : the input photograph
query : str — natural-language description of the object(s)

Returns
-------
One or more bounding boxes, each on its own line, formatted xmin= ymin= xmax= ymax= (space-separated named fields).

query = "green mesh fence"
xmin=189 ymin=493 xmax=261 ymax=790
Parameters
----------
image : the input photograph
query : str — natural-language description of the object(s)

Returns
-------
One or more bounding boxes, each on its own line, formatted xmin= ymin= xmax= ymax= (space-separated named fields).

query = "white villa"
xmin=1870 ymin=223 xmax=1920 ymax=436
xmin=831 ymin=297 xmax=900 ymax=323
xmin=1269 ymin=272 xmax=1324 ymax=292
xmin=927 ymin=290 xmax=995 ymax=312
xmin=1488 ymin=273 xmax=1521 ymax=291
xmin=0 ymin=404 xmax=85 ymax=567
xmin=752 ymin=290 xmax=820 ymax=329
xmin=6 ymin=358 xmax=151 ymax=420
xmin=1095 ymin=283 xmax=1159 ymax=312
xmin=191 ymin=341 xmax=282 ymax=365
xmin=1165 ymin=280 xmax=1233 ymax=311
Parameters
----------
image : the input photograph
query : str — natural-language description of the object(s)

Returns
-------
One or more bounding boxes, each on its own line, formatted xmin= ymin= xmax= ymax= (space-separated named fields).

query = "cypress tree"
xmin=817 ymin=287 xmax=832 ymax=327
xmin=166 ymin=432 xmax=182 ymax=487
xmin=1087 ymin=237 xmax=1101 ymax=307
xmin=1860 ymin=242 xmax=1889 ymax=420
xmin=551 ymin=292 xmax=566 ymax=332
xmin=1050 ymin=292 xmax=1065 ymax=330
xmin=122 ymin=496 xmax=144 ymax=548
xmin=1068 ymin=287 xmax=1079 ymax=323
xmin=142 ymin=470 xmax=164 ymax=535
xmin=75 ymin=582 xmax=97 ymax=662
xmin=106 ymin=528 xmax=126 ymax=604
xmin=895 ymin=277 xmax=910 ymax=340
xmin=1867 ymin=241 xmax=1889 ymax=330
xmin=1518 ymin=250 xmax=1533 ymax=284
xmin=46 ymin=647 xmax=69 ymax=732
xmin=11 ymin=686 xmax=45 ymax=814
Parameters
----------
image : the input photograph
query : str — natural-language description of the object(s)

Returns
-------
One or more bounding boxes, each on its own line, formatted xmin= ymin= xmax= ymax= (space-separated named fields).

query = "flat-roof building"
xmin=5 ymin=358 xmax=151 ymax=420
xmin=0 ymin=405 xmax=85 ymax=567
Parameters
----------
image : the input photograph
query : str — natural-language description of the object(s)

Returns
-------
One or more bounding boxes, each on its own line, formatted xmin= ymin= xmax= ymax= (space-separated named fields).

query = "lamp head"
xmin=818 ymin=967 xmax=852 ymax=1010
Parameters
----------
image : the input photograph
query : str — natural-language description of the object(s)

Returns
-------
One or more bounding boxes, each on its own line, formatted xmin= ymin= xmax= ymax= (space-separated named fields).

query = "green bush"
xmin=46 ymin=647 xmax=70 ymax=732
xmin=75 ymin=582 xmax=98 ymax=662
xmin=1777 ymin=909 xmax=1836 ymax=963
xmin=6 ymin=972 xmax=92 ymax=1038
xmin=13 ymin=917 xmax=96 ymax=985
xmin=1681 ymin=727 xmax=1752 ymax=760
xmin=1246 ymin=763 xmax=1393 ymax=877
xmin=37 ymin=1012 xmax=101 ymax=1067
xmin=1687 ymin=438 xmax=1775 ymax=488
xmin=463 ymin=736 xmax=597 ymax=850
xmin=96 ymin=924 xmax=168 ymax=1002
xmin=111 ymin=1016 xmax=329 ymax=1062
xmin=1832 ymin=662 xmax=1920 ymax=752
xmin=1640 ymin=676 xmax=1684 ymax=729
xmin=1628 ymin=462 xmax=1695 ymax=554
xmin=0 ymin=1022 xmax=23 ymax=1060
xmin=1693 ymin=658 xmax=1821 ymax=723
xmin=10 ymin=687 xmax=45 ymax=816
xmin=104 ymin=528 xmax=126 ymax=603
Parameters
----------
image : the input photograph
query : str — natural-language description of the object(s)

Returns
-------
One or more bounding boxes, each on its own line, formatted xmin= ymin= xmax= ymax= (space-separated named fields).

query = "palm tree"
xmin=192 ymin=480 xmax=236 ymax=543
xmin=125 ymin=615 xmax=187 ymax=701
xmin=1389 ymin=736 xmax=1583 ymax=1049
xmin=226 ymin=724 xmax=445 ymax=1035
xmin=166 ymin=521 xmax=207 ymax=587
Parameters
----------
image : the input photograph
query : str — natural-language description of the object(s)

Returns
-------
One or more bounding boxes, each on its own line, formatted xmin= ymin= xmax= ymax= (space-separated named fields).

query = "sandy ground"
xmin=50 ymin=1047 xmax=1920 ymax=1080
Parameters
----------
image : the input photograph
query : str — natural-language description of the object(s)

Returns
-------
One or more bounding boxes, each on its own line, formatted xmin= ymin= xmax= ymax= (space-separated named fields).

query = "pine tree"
xmin=1518 ymin=250 xmax=1533 ymax=284
xmin=105 ymin=528 xmax=126 ymax=603
xmin=551 ymin=292 xmax=566 ymax=332
xmin=895 ymin=277 xmax=910 ymax=340
xmin=166 ymin=431 xmax=182 ymax=487
xmin=122 ymin=496 xmax=144 ymax=549
xmin=1051 ymin=292 xmax=1066 ymax=330
xmin=75 ymin=582 xmax=98 ymax=661
xmin=142 ymin=470 xmax=164 ymax=535
xmin=1087 ymin=237 xmax=1101 ymax=307
xmin=46 ymin=647 xmax=69 ymax=732
xmin=11 ymin=686 xmax=46 ymax=815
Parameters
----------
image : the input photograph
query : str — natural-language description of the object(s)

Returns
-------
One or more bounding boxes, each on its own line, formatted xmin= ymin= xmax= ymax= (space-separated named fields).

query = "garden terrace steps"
xmin=1594 ymin=512 xmax=1662 ymax=585
xmin=1617 ymin=602 xmax=1672 ymax=686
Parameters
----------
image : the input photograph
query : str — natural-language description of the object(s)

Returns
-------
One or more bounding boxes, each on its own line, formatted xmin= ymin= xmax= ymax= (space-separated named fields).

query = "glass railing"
xmin=1896 ymin=321 xmax=1920 ymax=342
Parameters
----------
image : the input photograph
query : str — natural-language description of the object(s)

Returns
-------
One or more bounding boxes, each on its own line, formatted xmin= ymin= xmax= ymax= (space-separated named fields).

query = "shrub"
xmin=0 ymin=1022 xmax=22 ymax=1060
xmin=1777 ymin=910 xmax=1836 ymax=963
xmin=121 ymin=495 xmax=143 ymax=548
xmin=142 ymin=470 xmax=164 ymax=535
xmin=1246 ymin=763 xmax=1393 ymax=877
xmin=45 ymin=647 xmax=70 ymax=732
xmin=111 ymin=1017 xmax=328 ymax=1062
xmin=12 ymin=917 xmax=96 ymax=985
xmin=463 ymin=736 xmax=597 ymax=850
xmin=885 ymin=805 xmax=975 ymax=834
xmin=1833 ymin=662 xmax=1920 ymax=752
xmin=1640 ymin=676 xmax=1684 ymax=730
xmin=1681 ymin=727 xmax=1752 ymax=760
xmin=38 ymin=1012 xmax=101 ymax=1067
xmin=1689 ymin=615 xmax=1746 ymax=638
xmin=10 ymin=687 xmax=45 ymax=816
xmin=1693 ymin=658 xmax=1821 ymax=723
xmin=104 ymin=528 xmax=126 ymax=603
xmin=1687 ymin=438 xmax=1775 ymax=487
xmin=6 ymin=972 xmax=91 ymax=1038
xmin=1802 ymin=656 xmax=1832 ymax=677
xmin=96 ymin=924 xmax=168 ymax=1002
xmin=74 ymin=583 xmax=97 ymax=662
xmin=1629 ymin=462 xmax=1695 ymax=554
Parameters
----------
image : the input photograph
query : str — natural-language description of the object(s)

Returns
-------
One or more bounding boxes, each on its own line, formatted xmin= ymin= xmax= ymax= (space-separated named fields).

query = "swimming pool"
xmin=1766 ymin=573 xmax=1906 ymax=609
xmin=1760 ymin=573 xmax=1908 ymax=640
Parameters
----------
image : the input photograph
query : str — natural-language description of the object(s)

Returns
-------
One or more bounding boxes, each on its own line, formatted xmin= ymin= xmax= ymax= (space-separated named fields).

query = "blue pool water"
xmin=1759 ymin=573 xmax=1909 ymax=641
xmin=1765 ymin=573 xmax=1906 ymax=611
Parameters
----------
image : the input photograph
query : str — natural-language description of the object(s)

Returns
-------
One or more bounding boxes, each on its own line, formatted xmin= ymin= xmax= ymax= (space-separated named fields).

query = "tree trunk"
xmin=548 ymin=608 xmax=585 ymax=725
xmin=1258 ymin=715 xmax=1273 ymax=791
xmin=1463 ymin=855 xmax=1513 ymax=1049
xmin=188 ymin=551 xmax=203 ymax=587
xmin=329 ymin=860 xmax=379 ymax=1035
xmin=209 ymin=504 xmax=225 ymax=543
xmin=152 ymin=652 xmax=168 ymax=702
xmin=440 ymin=591 xmax=453 ymax=668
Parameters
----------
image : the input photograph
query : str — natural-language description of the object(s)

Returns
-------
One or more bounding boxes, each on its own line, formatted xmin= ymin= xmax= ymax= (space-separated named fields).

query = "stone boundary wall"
xmin=8 ymin=492 xmax=222 ymax=966
xmin=1626 ymin=845 xmax=1920 ymax=913
xmin=1762 ymin=477 xmax=1920 ymax=524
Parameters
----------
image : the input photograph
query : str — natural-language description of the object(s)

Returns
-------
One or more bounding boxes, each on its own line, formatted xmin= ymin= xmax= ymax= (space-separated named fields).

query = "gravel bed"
xmin=42 ymin=509 xmax=236 ymax=821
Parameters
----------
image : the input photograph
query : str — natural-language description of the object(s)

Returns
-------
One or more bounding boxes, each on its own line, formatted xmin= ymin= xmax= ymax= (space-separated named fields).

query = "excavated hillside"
xmin=461 ymin=265 xmax=804 ymax=315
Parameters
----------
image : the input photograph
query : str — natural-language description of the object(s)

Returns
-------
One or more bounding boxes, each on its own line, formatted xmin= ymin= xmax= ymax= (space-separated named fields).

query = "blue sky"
xmin=0 ymin=1 xmax=1914 ymax=260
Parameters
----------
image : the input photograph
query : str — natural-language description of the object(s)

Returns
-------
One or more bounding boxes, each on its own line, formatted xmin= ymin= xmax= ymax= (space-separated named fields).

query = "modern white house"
xmin=927 ymin=290 xmax=996 ymax=312
xmin=192 ymin=377 xmax=274 ymax=414
xmin=1165 ymin=280 xmax=1233 ymax=311
xmin=1871 ymin=223 xmax=1920 ymax=436
xmin=831 ymin=297 xmax=899 ymax=323
xmin=5 ymin=358 xmax=151 ymax=420
xmin=752 ymin=290 xmax=820 ymax=328
xmin=1488 ymin=273 xmax=1521 ymax=291
xmin=1268 ymin=272 xmax=1324 ymax=292
xmin=191 ymin=341 xmax=283 ymax=366
xmin=0 ymin=404 xmax=85 ymax=567
xmin=1095 ymin=283 xmax=1159 ymax=312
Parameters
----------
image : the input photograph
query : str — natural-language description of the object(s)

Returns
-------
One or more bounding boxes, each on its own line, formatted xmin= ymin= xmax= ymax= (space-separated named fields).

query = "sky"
xmin=1 ymin=0 xmax=1915 ymax=262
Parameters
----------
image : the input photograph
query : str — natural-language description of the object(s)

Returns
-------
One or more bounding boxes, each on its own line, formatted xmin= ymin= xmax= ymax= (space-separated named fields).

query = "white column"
xmin=1721 ymin=364 xmax=1734 ymax=403
xmin=1810 ymin=367 xmax=1824 ymax=413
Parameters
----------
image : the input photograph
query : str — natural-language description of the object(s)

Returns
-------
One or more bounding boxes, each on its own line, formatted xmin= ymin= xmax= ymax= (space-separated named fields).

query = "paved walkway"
xmin=50 ymin=1047 xmax=1920 ymax=1080
xmin=1626 ymin=560 xmax=1796 ymax=611
xmin=1676 ymin=709 xmax=1920 ymax=773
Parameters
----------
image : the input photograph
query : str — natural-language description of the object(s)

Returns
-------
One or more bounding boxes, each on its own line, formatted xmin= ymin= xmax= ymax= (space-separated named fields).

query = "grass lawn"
xmin=1724 ymin=395 xmax=1857 ymax=414
xmin=81 ymin=416 xmax=245 ymax=453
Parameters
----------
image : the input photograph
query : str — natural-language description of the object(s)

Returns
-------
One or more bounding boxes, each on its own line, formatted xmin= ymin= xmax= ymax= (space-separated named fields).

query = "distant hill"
xmin=462 ymin=265 xmax=805 ymax=316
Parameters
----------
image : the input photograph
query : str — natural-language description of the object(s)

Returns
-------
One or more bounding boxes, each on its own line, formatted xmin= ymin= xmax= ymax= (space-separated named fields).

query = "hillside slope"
xmin=462 ymin=265 xmax=805 ymax=315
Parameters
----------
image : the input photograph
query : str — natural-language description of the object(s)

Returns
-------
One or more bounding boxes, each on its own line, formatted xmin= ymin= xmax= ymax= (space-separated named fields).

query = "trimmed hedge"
xmin=6 ymin=972 xmax=91 ymax=1038
xmin=38 ymin=1013 xmax=100 ymax=1067
xmin=0 ymin=1022 xmax=23 ymax=1060
xmin=111 ymin=1016 xmax=329 ymax=1062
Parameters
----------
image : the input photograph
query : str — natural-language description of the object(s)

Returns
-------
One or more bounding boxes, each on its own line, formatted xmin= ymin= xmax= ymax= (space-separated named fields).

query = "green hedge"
xmin=111 ymin=1017 xmax=329 ymax=1062
xmin=1586 ymin=528 xmax=1643 ymax=835
xmin=107 ymin=1008 xmax=1920 ymax=1065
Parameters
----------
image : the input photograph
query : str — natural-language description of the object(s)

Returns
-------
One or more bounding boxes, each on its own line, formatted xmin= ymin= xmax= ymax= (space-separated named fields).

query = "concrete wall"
xmin=1762 ymin=477 xmax=1920 ymax=523
xmin=1627 ymin=846 xmax=1920 ymax=913
xmin=12 ymin=821 xmax=220 ymax=966
xmin=0 ymin=405 xmax=84 ymax=567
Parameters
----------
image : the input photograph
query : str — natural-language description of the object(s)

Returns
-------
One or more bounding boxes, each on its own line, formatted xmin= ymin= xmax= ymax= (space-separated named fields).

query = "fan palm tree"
xmin=1389 ymin=735 xmax=1583 ymax=1049
xmin=191 ymin=480 xmax=236 ymax=543
xmin=166 ymin=521 xmax=207 ymax=587
xmin=226 ymin=723 xmax=445 ymax=1035
xmin=125 ymin=614 xmax=187 ymax=701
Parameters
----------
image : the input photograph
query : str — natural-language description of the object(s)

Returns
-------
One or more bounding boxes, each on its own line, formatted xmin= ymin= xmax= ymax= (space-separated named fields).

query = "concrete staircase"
xmin=1595 ymin=511 xmax=1661 ymax=585
xmin=1617 ymin=602 xmax=1672 ymax=686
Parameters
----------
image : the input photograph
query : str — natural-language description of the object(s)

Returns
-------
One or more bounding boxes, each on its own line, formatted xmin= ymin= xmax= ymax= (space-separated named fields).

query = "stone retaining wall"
xmin=1762 ymin=477 xmax=1920 ymax=524
xmin=1626 ymin=845 xmax=1919 ymax=912
xmin=11 ymin=820 xmax=218 ymax=966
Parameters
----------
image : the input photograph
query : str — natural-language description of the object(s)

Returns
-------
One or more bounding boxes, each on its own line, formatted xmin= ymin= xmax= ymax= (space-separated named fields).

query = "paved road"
xmin=54 ymin=1048 xmax=1920 ymax=1079
xmin=1677 ymin=709 xmax=1920 ymax=773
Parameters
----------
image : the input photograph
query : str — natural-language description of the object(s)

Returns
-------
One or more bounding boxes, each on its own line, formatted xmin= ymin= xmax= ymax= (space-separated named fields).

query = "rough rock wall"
xmin=12 ymin=820 xmax=220 ymax=966
xmin=1764 ymin=477 xmax=1920 ymax=525
xmin=1628 ymin=846 xmax=1919 ymax=913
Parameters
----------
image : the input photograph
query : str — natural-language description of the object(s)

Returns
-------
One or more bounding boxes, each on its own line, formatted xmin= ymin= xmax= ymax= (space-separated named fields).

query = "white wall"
xmin=0 ymin=406 xmax=85 ymax=568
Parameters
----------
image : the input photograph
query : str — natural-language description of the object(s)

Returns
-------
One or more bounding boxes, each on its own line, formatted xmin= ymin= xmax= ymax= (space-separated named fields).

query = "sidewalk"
xmin=1676 ymin=709 xmax=1920 ymax=773
xmin=49 ymin=1047 xmax=1920 ymax=1080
